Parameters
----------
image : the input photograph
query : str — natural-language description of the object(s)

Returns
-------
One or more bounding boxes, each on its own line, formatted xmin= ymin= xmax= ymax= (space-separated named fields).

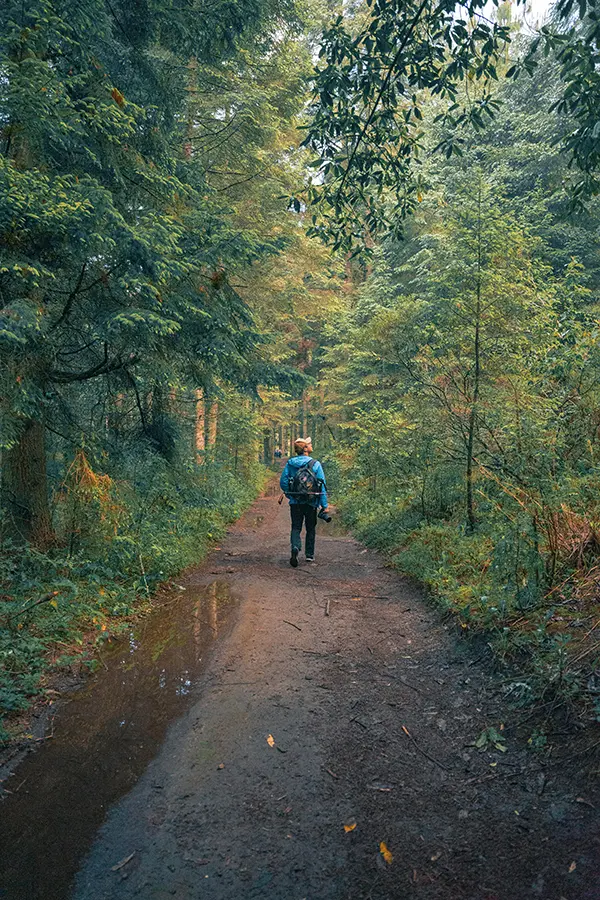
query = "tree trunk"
xmin=195 ymin=388 xmax=206 ymax=464
xmin=302 ymin=392 xmax=308 ymax=437
xmin=2 ymin=419 xmax=54 ymax=548
xmin=466 ymin=181 xmax=483 ymax=534
xmin=208 ymin=400 xmax=218 ymax=449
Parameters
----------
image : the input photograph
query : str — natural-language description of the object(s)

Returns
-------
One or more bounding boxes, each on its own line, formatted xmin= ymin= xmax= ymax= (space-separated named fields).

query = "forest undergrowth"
xmin=337 ymin=482 xmax=600 ymax=729
xmin=0 ymin=450 xmax=266 ymax=742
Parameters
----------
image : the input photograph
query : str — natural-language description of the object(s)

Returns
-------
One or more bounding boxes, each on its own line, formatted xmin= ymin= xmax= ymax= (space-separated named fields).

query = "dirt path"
xmin=6 ymin=489 xmax=600 ymax=899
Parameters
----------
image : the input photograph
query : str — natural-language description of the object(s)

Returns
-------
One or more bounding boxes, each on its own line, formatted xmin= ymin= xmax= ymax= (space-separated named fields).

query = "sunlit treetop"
xmin=301 ymin=0 xmax=600 ymax=253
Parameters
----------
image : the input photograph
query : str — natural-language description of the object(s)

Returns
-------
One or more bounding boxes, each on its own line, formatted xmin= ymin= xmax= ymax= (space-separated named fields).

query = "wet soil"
xmin=1 ymin=490 xmax=600 ymax=900
xmin=0 ymin=577 xmax=238 ymax=900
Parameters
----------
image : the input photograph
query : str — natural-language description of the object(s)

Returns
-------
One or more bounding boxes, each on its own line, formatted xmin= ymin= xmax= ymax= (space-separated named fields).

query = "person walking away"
xmin=280 ymin=437 xmax=329 ymax=567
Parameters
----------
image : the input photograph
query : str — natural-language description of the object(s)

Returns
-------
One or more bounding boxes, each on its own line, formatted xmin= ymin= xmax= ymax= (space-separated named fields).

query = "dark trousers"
xmin=290 ymin=503 xmax=318 ymax=557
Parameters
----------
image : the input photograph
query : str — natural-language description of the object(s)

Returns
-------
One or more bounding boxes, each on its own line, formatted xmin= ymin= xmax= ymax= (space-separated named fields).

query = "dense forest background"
xmin=2 ymin=0 xmax=600 ymax=738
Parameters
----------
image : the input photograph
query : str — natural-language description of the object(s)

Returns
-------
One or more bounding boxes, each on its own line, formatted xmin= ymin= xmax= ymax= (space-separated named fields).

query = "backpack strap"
xmin=308 ymin=458 xmax=324 ymax=490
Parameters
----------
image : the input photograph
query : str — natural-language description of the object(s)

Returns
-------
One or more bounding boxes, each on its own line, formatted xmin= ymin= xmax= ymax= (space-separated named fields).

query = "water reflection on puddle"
xmin=0 ymin=579 xmax=237 ymax=900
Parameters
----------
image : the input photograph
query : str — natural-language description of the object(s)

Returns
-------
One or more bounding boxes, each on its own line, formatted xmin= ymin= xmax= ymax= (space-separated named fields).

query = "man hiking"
xmin=280 ymin=436 xmax=329 ymax=567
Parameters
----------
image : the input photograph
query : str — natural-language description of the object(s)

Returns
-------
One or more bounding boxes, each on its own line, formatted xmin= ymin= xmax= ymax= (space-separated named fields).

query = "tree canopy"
xmin=3 ymin=0 xmax=600 ymax=734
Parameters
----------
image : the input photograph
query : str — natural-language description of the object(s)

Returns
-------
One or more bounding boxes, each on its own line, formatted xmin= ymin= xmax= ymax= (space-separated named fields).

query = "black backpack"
xmin=288 ymin=459 xmax=321 ymax=501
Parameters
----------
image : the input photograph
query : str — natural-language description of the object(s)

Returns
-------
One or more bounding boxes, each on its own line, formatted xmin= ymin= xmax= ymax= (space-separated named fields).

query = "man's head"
xmin=294 ymin=436 xmax=312 ymax=455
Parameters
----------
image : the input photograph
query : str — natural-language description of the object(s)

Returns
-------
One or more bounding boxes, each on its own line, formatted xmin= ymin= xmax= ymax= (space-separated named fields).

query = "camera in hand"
xmin=318 ymin=509 xmax=332 ymax=523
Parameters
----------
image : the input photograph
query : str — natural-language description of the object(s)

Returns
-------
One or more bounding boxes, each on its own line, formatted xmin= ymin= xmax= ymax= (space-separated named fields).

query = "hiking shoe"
xmin=290 ymin=548 xmax=299 ymax=568
xmin=305 ymin=556 xmax=315 ymax=562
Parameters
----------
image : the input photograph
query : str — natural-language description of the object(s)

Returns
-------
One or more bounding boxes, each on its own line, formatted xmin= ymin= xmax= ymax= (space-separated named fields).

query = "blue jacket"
xmin=280 ymin=455 xmax=328 ymax=508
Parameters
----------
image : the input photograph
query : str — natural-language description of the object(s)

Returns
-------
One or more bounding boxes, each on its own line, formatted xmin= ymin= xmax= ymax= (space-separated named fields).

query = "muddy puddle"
xmin=0 ymin=578 xmax=238 ymax=900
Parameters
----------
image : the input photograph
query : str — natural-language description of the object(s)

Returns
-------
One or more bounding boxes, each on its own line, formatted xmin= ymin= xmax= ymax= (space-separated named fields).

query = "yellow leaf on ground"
xmin=380 ymin=842 xmax=393 ymax=864
xmin=344 ymin=821 xmax=357 ymax=833
xmin=266 ymin=734 xmax=275 ymax=747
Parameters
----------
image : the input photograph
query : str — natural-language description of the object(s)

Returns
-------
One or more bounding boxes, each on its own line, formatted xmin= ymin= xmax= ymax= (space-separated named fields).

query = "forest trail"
xmin=3 ymin=486 xmax=600 ymax=900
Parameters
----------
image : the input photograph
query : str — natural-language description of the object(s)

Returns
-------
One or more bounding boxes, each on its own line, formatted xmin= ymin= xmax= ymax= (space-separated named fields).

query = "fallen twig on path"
xmin=325 ymin=599 xmax=330 ymax=617
xmin=4 ymin=591 xmax=60 ymax=622
xmin=350 ymin=715 xmax=368 ymax=729
xmin=401 ymin=724 xmax=449 ymax=772
xmin=283 ymin=619 xmax=302 ymax=631
xmin=461 ymin=768 xmax=528 ymax=787
xmin=111 ymin=852 xmax=136 ymax=872
xmin=324 ymin=767 xmax=339 ymax=779
xmin=391 ymin=675 xmax=423 ymax=694
xmin=549 ymin=737 xmax=600 ymax=765
xmin=30 ymin=719 xmax=55 ymax=743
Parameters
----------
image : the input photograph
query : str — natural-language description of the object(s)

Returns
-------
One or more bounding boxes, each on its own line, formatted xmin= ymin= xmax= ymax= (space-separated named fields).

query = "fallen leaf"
xmin=266 ymin=734 xmax=275 ymax=747
xmin=380 ymin=841 xmax=393 ymax=864
xmin=569 ymin=861 xmax=577 ymax=873
xmin=576 ymin=797 xmax=595 ymax=808
xmin=111 ymin=852 xmax=135 ymax=872
xmin=217 ymin=763 xmax=224 ymax=770
xmin=431 ymin=850 xmax=442 ymax=862
xmin=111 ymin=87 xmax=125 ymax=107
xmin=344 ymin=820 xmax=357 ymax=833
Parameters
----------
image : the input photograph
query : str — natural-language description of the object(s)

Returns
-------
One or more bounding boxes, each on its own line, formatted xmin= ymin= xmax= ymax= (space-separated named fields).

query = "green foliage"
xmin=0 ymin=0 xmax=321 ymax=737
xmin=0 ymin=454 xmax=266 ymax=738
xmin=303 ymin=0 xmax=515 ymax=249
xmin=473 ymin=726 xmax=507 ymax=753
xmin=321 ymin=51 xmax=600 ymax=717
xmin=304 ymin=0 xmax=600 ymax=250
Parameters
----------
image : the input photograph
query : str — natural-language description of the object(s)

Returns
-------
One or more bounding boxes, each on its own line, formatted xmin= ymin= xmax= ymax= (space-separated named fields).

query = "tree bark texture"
xmin=466 ymin=180 xmax=483 ymax=534
xmin=2 ymin=419 xmax=55 ymax=548
xmin=208 ymin=401 xmax=218 ymax=448
xmin=195 ymin=388 xmax=206 ymax=464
